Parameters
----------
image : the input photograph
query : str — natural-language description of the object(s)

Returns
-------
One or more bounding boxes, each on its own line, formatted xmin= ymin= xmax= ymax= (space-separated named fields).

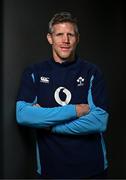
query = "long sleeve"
xmin=52 ymin=74 xmax=109 ymax=135
xmin=52 ymin=107 xmax=109 ymax=135
xmin=16 ymin=101 xmax=76 ymax=128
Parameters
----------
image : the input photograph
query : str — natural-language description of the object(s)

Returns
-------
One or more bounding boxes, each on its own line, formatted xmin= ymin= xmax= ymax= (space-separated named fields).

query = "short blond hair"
xmin=48 ymin=12 xmax=79 ymax=34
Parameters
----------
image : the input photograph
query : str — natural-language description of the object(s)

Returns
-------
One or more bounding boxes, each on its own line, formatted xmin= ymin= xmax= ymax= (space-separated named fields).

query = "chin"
xmin=60 ymin=54 xmax=73 ymax=60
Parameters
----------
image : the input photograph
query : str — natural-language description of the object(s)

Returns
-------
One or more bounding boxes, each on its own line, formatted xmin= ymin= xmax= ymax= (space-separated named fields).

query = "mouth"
xmin=60 ymin=47 xmax=71 ymax=51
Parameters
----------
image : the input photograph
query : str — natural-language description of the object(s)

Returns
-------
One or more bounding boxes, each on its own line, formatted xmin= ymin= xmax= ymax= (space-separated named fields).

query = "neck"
xmin=53 ymin=54 xmax=75 ymax=64
xmin=54 ymin=58 xmax=74 ymax=64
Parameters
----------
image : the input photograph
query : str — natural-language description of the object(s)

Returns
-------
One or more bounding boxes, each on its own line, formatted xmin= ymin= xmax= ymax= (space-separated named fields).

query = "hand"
xmin=32 ymin=104 xmax=41 ymax=107
xmin=76 ymin=104 xmax=90 ymax=118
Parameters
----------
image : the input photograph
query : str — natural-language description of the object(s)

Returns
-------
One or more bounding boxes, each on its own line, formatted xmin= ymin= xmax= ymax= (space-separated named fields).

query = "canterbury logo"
xmin=54 ymin=87 xmax=72 ymax=106
xmin=40 ymin=76 xmax=49 ymax=83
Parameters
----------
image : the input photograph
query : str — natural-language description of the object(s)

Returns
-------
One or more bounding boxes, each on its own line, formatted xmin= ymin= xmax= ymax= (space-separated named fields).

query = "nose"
xmin=62 ymin=34 xmax=69 ymax=43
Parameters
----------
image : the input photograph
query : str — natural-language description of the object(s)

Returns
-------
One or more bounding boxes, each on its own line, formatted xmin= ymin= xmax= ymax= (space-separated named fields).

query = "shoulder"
xmin=23 ymin=59 xmax=51 ymax=74
xmin=79 ymin=58 xmax=102 ymax=74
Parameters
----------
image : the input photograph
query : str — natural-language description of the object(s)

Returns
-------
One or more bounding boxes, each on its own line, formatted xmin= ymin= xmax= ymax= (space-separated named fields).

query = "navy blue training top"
xmin=16 ymin=57 xmax=109 ymax=178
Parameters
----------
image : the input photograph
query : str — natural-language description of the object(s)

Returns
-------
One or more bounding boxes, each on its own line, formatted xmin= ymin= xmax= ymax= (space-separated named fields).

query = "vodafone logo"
xmin=54 ymin=87 xmax=72 ymax=106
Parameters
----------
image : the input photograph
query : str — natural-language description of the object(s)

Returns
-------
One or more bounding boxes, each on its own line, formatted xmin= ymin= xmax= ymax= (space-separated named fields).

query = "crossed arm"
xmin=16 ymin=101 xmax=89 ymax=128
xmin=32 ymin=102 xmax=108 ymax=135
xmin=16 ymin=99 xmax=108 ymax=135
xmin=33 ymin=103 xmax=90 ymax=118
xmin=16 ymin=70 xmax=109 ymax=135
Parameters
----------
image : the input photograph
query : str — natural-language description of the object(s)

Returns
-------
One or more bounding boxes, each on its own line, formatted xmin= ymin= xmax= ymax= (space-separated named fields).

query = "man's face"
xmin=47 ymin=22 xmax=79 ymax=63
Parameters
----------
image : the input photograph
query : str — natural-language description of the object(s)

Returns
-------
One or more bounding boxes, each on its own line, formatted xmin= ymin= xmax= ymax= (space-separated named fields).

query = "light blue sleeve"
xmin=51 ymin=107 xmax=109 ymax=135
xmin=51 ymin=75 xmax=109 ymax=135
xmin=16 ymin=100 xmax=77 ymax=128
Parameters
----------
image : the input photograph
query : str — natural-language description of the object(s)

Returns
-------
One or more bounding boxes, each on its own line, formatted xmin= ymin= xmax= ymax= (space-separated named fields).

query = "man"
xmin=16 ymin=12 xmax=109 ymax=179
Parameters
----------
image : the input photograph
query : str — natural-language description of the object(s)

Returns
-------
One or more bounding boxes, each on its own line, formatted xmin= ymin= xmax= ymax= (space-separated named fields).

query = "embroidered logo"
xmin=40 ymin=76 xmax=50 ymax=83
xmin=77 ymin=77 xmax=84 ymax=86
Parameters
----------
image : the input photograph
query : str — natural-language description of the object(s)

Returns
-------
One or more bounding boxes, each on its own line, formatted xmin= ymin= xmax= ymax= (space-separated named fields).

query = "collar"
xmin=49 ymin=55 xmax=79 ymax=68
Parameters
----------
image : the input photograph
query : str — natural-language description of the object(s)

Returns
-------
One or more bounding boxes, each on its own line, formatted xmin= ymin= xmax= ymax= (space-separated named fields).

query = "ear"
xmin=47 ymin=33 xmax=53 ymax=45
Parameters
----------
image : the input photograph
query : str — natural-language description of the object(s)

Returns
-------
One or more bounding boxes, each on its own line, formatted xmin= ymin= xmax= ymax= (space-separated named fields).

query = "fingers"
xmin=76 ymin=104 xmax=90 ymax=118
xmin=32 ymin=104 xmax=41 ymax=107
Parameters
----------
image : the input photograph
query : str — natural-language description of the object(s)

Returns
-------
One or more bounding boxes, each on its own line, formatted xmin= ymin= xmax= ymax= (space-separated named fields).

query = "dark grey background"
xmin=2 ymin=0 xmax=126 ymax=178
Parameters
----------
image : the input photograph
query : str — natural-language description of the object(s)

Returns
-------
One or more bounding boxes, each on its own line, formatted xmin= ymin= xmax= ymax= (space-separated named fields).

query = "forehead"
xmin=52 ymin=22 xmax=76 ymax=33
